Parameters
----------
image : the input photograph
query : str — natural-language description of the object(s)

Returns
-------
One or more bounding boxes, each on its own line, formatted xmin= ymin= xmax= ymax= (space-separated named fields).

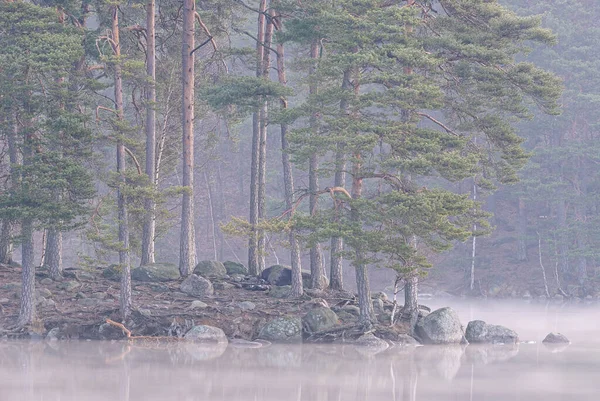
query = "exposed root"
xmin=105 ymin=318 xmax=183 ymax=344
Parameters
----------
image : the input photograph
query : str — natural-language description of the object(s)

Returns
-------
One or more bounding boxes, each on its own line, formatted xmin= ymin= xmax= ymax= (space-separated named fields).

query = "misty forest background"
xmin=1 ymin=0 xmax=599 ymax=326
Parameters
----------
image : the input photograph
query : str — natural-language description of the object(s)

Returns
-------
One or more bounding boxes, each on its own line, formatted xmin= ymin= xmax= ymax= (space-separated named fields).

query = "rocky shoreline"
xmin=0 ymin=262 xmax=572 ymax=348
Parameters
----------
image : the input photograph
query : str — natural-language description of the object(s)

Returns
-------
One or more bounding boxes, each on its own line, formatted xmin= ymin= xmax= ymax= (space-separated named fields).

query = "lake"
xmin=1 ymin=300 xmax=598 ymax=401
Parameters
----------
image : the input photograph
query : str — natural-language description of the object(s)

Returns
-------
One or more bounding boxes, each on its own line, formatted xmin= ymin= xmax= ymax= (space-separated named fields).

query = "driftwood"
xmin=105 ymin=318 xmax=182 ymax=344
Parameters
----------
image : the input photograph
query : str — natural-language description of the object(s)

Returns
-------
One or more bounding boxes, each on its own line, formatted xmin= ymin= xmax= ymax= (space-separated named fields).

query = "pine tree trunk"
xmin=17 ymin=219 xmax=35 ymax=327
xmin=0 ymin=113 xmax=20 ymax=265
xmin=275 ymin=13 xmax=303 ymax=297
xmin=180 ymin=0 xmax=196 ymax=277
xmin=46 ymin=229 xmax=62 ymax=280
xmin=141 ymin=0 xmax=157 ymax=266
xmin=257 ymin=8 xmax=273 ymax=274
xmin=112 ymin=6 xmax=132 ymax=319
xmin=308 ymin=40 xmax=326 ymax=290
xmin=248 ymin=0 xmax=267 ymax=276
xmin=403 ymin=274 xmax=419 ymax=331
xmin=556 ymin=199 xmax=570 ymax=280
xmin=517 ymin=197 xmax=528 ymax=262
xmin=351 ymin=155 xmax=374 ymax=324
xmin=330 ymin=69 xmax=352 ymax=291
xmin=0 ymin=220 xmax=12 ymax=265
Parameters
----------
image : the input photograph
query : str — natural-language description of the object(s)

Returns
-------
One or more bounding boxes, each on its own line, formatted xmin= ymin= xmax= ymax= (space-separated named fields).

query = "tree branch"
xmin=124 ymin=146 xmax=142 ymax=175
xmin=194 ymin=12 xmax=228 ymax=73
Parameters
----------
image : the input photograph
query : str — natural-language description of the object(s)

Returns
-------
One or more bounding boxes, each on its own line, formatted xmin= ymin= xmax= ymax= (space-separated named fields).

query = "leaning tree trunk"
xmin=111 ymin=5 xmax=132 ymax=319
xmin=180 ymin=0 xmax=196 ymax=276
xmin=274 ymin=11 xmax=303 ymax=297
xmin=46 ymin=230 xmax=62 ymax=280
xmin=17 ymin=219 xmax=35 ymax=327
xmin=248 ymin=0 xmax=267 ymax=276
xmin=330 ymin=69 xmax=352 ymax=291
xmin=308 ymin=39 xmax=326 ymax=290
xmin=141 ymin=0 xmax=157 ymax=266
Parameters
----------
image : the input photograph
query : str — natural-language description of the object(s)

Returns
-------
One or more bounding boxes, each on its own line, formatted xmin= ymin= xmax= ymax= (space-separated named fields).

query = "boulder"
xmin=184 ymin=325 xmax=228 ymax=343
xmin=193 ymin=260 xmax=227 ymax=278
xmin=465 ymin=320 xmax=519 ymax=344
xmin=102 ymin=265 xmax=121 ymax=281
xmin=223 ymin=261 xmax=247 ymax=275
xmin=180 ymin=274 xmax=214 ymax=297
xmin=542 ymin=332 xmax=570 ymax=344
xmin=46 ymin=327 xmax=60 ymax=341
xmin=302 ymin=307 xmax=339 ymax=333
xmin=57 ymin=280 xmax=81 ymax=292
xmin=260 ymin=265 xmax=312 ymax=287
xmin=258 ymin=316 xmax=302 ymax=343
xmin=354 ymin=333 xmax=389 ymax=354
xmin=131 ymin=263 xmax=180 ymax=282
xmin=415 ymin=307 xmax=466 ymax=344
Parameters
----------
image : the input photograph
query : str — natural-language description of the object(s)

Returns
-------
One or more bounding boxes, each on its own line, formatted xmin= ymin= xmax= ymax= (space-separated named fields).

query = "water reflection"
xmin=1 ymin=338 xmax=598 ymax=401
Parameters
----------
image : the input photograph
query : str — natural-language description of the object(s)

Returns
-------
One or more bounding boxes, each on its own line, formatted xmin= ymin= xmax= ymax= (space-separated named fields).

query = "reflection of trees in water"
xmin=0 ymin=341 xmax=527 ymax=401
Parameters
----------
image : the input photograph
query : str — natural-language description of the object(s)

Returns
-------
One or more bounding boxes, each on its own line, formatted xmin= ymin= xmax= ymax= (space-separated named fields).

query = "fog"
xmin=1 ymin=300 xmax=598 ymax=401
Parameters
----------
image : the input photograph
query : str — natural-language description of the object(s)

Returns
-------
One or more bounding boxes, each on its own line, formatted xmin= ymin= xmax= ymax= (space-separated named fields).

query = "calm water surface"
xmin=1 ymin=300 xmax=599 ymax=401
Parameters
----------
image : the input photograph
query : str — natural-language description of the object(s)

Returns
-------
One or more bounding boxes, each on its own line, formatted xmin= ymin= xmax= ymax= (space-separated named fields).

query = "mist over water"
xmin=1 ymin=300 xmax=599 ymax=401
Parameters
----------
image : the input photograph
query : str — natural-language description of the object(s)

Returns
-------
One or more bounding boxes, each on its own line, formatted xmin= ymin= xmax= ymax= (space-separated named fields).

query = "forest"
xmin=0 ymin=0 xmax=594 ymax=340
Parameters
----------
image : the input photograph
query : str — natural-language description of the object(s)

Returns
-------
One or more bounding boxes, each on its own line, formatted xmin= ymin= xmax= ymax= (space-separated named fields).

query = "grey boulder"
xmin=542 ymin=332 xmax=570 ymax=344
xmin=180 ymin=274 xmax=214 ymax=297
xmin=223 ymin=261 xmax=248 ymax=275
xmin=302 ymin=307 xmax=339 ymax=334
xmin=415 ymin=307 xmax=466 ymax=344
xmin=132 ymin=263 xmax=180 ymax=282
xmin=258 ymin=316 xmax=302 ymax=343
xmin=465 ymin=320 xmax=519 ymax=344
xmin=184 ymin=325 xmax=228 ymax=343
xmin=193 ymin=260 xmax=227 ymax=278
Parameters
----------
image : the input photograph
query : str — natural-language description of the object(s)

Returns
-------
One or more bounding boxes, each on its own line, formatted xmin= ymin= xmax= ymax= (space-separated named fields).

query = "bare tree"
xmin=141 ymin=0 xmax=157 ymax=266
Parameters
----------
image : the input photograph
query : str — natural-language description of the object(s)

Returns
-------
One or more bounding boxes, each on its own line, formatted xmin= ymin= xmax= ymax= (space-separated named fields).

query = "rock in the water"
xmin=190 ymin=300 xmax=208 ymax=309
xmin=542 ymin=332 xmax=570 ymax=344
xmin=46 ymin=327 xmax=60 ymax=341
xmin=465 ymin=320 xmax=518 ymax=344
xmin=193 ymin=260 xmax=227 ymax=278
xmin=184 ymin=325 xmax=228 ymax=343
xmin=415 ymin=307 xmax=465 ymax=344
xmin=223 ymin=261 xmax=248 ymax=275
xmin=302 ymin=307 xmax=339 ymax=333
xmin=258 ymin=316 xmax=302 ymax=343
xmin=238 ymin=301 xmax=256 ymax=311
xmin=180 ymin=274 xmax=214 ymax=297
xmin=354 ymin=333 xmax=389 ymax=353
xmin=102 ymin=265 xmax=122 ymax=281
xmin=132 ymin=263 xmax=180 ymax=282
xmin=268 ymin=285 xmax=291 ymax=298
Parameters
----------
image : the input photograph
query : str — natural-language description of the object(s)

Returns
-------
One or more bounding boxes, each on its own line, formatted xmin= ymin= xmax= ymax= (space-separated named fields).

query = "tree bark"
xmin=330 ymin=69 xmax=352 ymax=291
xmin=17 ymin=219 xmax=35 ymax=327
xmin=308 ymin=39 xmax=326 ymax=290
xmin=46 ymin=230 xmax=62 ymax=280
xmin=403 ymin=274 xmax=419 ymax=331
xmin=275 ymin=11 xmax=303 ymax=297
xmin=257 ymin=7 xmax=273 ymax=274
xmin=180 ymin=0 xmax=196 ymax=277
xmin=351 ymin=154 xmax=374 ymax=324
xmin=248 ymin=0 xmax=267 ymax=276
xmin=112 ymin=5 xmax=132 ymax=319
xmin=141 ymin=0 xmax=157 ymax=266
xmin=0 ymin=118 xmax=18 ymax=265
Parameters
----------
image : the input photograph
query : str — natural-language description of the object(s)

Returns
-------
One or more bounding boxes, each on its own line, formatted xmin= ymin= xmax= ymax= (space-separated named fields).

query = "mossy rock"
xmin=131 ymin=263 xmax=180 ymax=282
xmin=223 ymin=261 xmax=247 ymax=275
xmin=193 ymin=260 xmax=227 ymax=278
